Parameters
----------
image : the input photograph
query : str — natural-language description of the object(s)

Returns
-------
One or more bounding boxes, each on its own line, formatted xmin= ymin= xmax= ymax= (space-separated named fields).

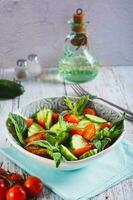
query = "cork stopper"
xmin=72 ymin=8 xmax=86 ymax=33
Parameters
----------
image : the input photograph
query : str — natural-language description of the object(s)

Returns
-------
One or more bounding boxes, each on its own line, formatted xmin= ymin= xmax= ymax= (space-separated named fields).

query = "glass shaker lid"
xmin=17 ymin=59 xmax=27 ymax=67
xmin=28 ymin=54 xmax=38 ymax=61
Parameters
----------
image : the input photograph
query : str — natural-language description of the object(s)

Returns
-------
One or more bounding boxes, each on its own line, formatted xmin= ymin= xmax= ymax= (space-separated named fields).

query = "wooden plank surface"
xmin=0 ymin=66 xmax=133 ymax=200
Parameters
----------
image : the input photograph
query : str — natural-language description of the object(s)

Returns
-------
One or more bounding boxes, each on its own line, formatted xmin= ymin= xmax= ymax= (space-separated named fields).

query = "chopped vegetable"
xmin=60 ymin=145 xmax=77 ymax=161
xmin=28 ymin=123 xmax=44 ymax=137
xmin=69 ymin=129 xmax=84 ymax=136
xmin=52 ymin=112 xmax=59 ymax=123
xmin=26 ymin=118 xmax=33 ymax=127
xmin=64 ymin=114 xmax=79 ymax=124
xmin=83 ymin=108 xmax=96 ymax=115
xmin=100 ymin=122 xmax=112 ymax=129
xmin=79 ymin=149 xmax=98 ymax=159
xmin=83 ymin=124 xmax=96 ymax=141
xmin=85 ymin=114 xmax=107 ymax=124
xmin=70 ymin=134 xmax=89 ymax=150
xmin=73 ymin=144 xmax=94 ymax=156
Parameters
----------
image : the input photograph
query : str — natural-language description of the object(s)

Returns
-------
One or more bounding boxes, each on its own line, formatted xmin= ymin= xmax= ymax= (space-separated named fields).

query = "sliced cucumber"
xmin=60 ymin=145 xmax=77 ymax=161
xmin=80 ymin=149 xmax=98 ymax=159
xmin=77 ymin=119 xmax=90 ymax=129
xmin=36 ymin=108 xmax=53 ymax=129
xmin=85 ymin=114 xmax=107 ymax=124
xmin=28 ymin=122 xmax=44 ymax=137
xmin=45 ymin=109 xmax=53 ymax=129
xmin=70 ymin=135 xmax=88 ymax=150
xmin=50 ymin=122 xmax=60 ymax=133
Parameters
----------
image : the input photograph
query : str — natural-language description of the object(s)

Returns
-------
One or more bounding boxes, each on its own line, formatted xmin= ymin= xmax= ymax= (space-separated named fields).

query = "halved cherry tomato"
xmin=64 ymin=114 xmax=79 ymax=124
xmin=69 ymin=129 xmax=84 ymax=136
xmin=52 ymin=112 xmax=59 ymax=123
xmin=73 ymin=144 xmax=94 ymax=156
xmin=26 ymin=118 xmax=33 ymax=127
xmin=37 ymin=119 xmax=46 ymax=128
xmin=83 ymin=108 xmax=96 ymax=115
xmin=83 ymin=124 xmax=96 ymax=141
xmin=6 ymin=184 xmax=26 ymax=200
xmin=100 ymin=122 xmax=112 ymax=129
xmin=24 ymin=176 xmax=43 ymax=197
xmin=8 ymin=173 xmax=24 ymax=184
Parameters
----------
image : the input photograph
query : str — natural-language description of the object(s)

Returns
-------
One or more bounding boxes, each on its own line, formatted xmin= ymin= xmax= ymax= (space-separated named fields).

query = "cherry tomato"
xmin=26 ymin=118 xmax=33 ymax=127
xmin=0 ymin=179 xmax=8 ymax=200
xmin=73 ymin=144 xmax=94 ymax=156
xmin=6 ymin=184 xmax=26 ymax=200
xmin=69 ymin=129 xmax=84 ymax=136
xmin=83 ymin=108 xmax=96 ymax=115
xmin=83 ymin=124 xmax=96 ymax=141
xmin=37 ymin=119 xmax=46 ymax=128
xmin=8 ymin=173 xmax=24 ymax=184
xmin=100 ymin=122 xmax=112 ymax=129
xmin=64 ymin=114 xmax=79 ymax=124
xmin=52 ymin=112 xmax=59 ymax=123
xmin=24 ymin=176 xmax=43 ymax=197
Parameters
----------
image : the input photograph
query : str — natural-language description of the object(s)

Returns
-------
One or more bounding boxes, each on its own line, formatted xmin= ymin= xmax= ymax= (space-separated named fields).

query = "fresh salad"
xmin=7 ymin=96 xmax=125 ymax=167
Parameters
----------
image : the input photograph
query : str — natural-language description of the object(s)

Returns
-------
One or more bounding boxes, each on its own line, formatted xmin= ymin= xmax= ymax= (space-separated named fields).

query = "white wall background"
xmin=0 ymin=0 xmax=133 ymax=68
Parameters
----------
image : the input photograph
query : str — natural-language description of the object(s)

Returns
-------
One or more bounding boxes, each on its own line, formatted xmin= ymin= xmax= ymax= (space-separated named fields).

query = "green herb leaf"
xmin=7 ymin=113 xmax=27 ymax=145
xmin=64 ymin=96 xmax=89 ymax=115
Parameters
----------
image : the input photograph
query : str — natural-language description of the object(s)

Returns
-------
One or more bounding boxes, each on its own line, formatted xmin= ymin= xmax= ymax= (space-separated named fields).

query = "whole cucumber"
xmin=0 ymin=79 xmax=25 ymax=99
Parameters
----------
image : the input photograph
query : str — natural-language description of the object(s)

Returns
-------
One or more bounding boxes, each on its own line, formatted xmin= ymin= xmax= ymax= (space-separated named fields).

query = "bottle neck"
xmin=70 ymin=32 xmax=89 ymax=47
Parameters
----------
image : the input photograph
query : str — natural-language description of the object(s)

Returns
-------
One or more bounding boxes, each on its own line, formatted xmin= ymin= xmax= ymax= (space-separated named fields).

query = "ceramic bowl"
xmin=5 ymin=96 xmax=124 ymax=170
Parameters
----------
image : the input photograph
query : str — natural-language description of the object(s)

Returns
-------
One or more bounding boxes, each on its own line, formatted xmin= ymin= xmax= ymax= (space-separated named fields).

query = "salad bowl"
xmin=5 ymin=96 xmax=125 ymax=170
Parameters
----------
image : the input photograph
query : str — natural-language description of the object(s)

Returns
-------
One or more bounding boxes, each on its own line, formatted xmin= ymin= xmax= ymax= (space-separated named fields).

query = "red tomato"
xmin=26 ymin=118 xmax=33 ymax=127
xmin=0 ymin=179 xmax=8 ymax=200
xmin=73 ymin=145 xmax=94 ymax=156
xmin=24 ymin=176 xmax=43 ymax=197
xmin=69 ymin=129 xmax=84 ymax=136
xmin=6 ymin=184 xmax=26 ymax=200
xmin=8 ymin=173 xmax=24 ymax=184
xmin=52 ymin=112 xmax=59 ymax=123
xmin=100 ymin=122 xmax=112 ymax=129
xmin=64 ymin=114 xmax=79 ymax=124
xmin=83 ymin=108 xmax=96 ymax=115
xmin=83 ymin=124 xmax=96 ymax=141
xmin=37 ymin=119 xmax=46 ymax=128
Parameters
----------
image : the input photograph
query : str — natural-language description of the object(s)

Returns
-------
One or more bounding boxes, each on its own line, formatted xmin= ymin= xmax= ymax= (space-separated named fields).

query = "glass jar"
xmin=58 ymin=8 xmax=100 ymax=83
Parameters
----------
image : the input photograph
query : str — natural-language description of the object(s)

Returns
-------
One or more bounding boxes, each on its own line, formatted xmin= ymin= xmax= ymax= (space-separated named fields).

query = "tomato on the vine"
xmin=6 ymin=184 xmax=26 ymax=200
xmin=24 ymin=176 xmax=43 ymax=197
xmin=8 ymin=173 xmax=24 ymax=184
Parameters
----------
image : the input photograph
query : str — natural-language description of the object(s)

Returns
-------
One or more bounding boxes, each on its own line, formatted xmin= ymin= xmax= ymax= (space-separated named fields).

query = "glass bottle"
xmin=15 ymin=59 xmax=28 ymax=80
xmin=27 ymin=54 xmax=42 ymax=79
xmin=58 ymin=8 xmax=100 ymax=83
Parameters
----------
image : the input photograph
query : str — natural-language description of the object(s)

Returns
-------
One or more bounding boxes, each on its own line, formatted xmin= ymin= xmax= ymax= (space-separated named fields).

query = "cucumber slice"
xmin=28 ymin=122 xmax=44 ymax=137
xmin=70 ymin=135 xmax=89 ymax=150
xmin=60 ymin=145 xmax=77 ymax=161
xmin=36 ymin=108 xmax=53 ymax=129
xmin=77 ymin=119 xmax=90 ymax=129
xmin=45 ymin=109 xmax=53 ymax=129
xmin=80 ymin=149 xmax=98 ymax=159
xmin=85 ymin=114 xmax=107 ymax=124
xmin=50 ymin=122 xmax=60 ymax=133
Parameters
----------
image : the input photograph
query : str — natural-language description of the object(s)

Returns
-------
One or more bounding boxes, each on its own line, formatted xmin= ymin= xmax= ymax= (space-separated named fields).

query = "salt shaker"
xmin=27 ymin=54 xmax=42 ymax=79
xmin=15 ymin=59 xmax=28 ymax=80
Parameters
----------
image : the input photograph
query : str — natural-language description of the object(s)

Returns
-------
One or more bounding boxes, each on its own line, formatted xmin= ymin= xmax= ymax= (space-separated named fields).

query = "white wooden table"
xmin=0 ymin=66 xmax=133 ymax=200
